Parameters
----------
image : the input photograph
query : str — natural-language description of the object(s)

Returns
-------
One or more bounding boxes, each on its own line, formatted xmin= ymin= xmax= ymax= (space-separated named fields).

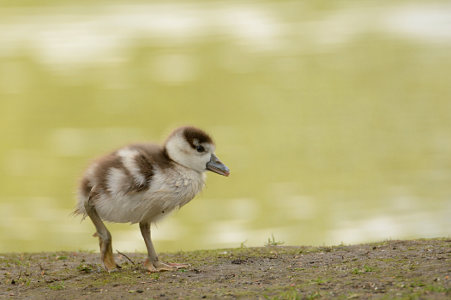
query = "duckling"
xmin=74 ymin=126 xmax=229 ymax=272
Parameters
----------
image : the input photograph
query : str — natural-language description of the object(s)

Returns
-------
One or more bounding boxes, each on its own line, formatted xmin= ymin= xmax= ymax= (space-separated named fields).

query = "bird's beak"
xmin=206 ymin=153 xmax=230 ymax=176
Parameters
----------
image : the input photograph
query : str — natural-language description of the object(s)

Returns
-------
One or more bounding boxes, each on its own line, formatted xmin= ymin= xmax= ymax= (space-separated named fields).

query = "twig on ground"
xmin=116 ymin=250 xmax=135 ymax=265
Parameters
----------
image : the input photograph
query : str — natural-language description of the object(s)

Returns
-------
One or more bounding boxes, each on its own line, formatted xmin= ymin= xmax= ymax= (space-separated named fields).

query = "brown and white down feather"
xmin=76 ymin=143 xmax=205 ymax=224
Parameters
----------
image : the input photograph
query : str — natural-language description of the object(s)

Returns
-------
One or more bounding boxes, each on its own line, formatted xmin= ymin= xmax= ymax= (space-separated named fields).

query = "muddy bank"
xmin=1 ymin=239 xmax=450 ymax=299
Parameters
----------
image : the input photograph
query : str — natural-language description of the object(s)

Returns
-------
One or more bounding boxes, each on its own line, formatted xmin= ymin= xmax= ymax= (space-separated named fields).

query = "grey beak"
xmin=206 ymin=153 xmax=230 ymax=176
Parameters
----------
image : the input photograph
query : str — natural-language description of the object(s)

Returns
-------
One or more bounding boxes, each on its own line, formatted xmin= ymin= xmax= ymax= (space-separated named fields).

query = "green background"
xmin=0 ymin=0 xmax=450 ymax=252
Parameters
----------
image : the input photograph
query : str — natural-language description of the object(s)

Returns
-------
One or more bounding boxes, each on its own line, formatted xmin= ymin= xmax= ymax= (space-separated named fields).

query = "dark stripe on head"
xmin=181 ymin=126 xmax=214 ymax=149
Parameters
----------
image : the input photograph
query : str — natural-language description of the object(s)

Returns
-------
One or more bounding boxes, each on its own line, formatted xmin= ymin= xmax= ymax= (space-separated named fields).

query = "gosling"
xmin=75 ymin=126 xmax=230 ymax=272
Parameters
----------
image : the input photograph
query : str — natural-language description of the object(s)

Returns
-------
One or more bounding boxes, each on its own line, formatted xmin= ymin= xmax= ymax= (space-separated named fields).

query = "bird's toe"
xmin=144 ymin=259 xmax=188 ymax=272
xmin=166 ymin=262 xmax=190 ymax=269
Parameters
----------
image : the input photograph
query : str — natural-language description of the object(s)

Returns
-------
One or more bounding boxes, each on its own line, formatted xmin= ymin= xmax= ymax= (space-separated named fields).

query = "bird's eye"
xmin=196 ymin=145 xmax=205 ymax=153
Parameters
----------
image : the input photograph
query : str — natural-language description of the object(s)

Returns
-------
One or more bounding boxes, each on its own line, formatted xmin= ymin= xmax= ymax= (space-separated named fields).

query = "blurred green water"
xmin=0 ymin=0 xmax=450 ymax=252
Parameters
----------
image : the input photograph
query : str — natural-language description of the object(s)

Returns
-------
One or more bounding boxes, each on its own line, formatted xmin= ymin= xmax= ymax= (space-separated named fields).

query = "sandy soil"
xmin=0 ymin=239 xmax=450 ymax=299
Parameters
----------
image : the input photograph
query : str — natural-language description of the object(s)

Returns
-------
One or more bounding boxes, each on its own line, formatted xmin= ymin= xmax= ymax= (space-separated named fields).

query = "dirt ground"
xmin=0 ymin=239 xmax=450 ymax=299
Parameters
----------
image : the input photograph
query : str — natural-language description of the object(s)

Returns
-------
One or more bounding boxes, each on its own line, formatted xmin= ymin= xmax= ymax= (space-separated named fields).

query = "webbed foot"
xmin=144 ymin=259 xmax=189 ymax=272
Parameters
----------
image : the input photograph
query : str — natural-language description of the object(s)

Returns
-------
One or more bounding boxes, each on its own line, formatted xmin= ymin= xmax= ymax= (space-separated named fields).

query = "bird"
xmin=74 ymin=126 xmax=230 ymax=272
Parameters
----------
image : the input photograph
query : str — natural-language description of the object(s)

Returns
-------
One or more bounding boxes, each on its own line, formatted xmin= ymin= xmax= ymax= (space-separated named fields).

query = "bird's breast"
xmin=138 ymin=166 xmax=205 ymax=222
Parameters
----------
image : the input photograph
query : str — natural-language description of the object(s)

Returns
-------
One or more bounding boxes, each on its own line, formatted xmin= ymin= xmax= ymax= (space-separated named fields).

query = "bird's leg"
xmin=139 ymin=222 xmax=189 ymax=272
xmin=84 ymin=188 xmax=120 ymax=272
xmin=139 ymin=222 xmax=172 ymax=272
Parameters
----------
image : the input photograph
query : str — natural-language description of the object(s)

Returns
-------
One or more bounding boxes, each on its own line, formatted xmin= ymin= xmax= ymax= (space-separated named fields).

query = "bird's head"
xmin=164 ymin=126 xmax=230 ymax=176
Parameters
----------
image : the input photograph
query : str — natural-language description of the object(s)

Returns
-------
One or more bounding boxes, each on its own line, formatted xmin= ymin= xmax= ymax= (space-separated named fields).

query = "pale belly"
xmin=94 ymin=169 xmax=205 ymax=224
xmin=94 ymin=193 xmax=189 ymax=224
